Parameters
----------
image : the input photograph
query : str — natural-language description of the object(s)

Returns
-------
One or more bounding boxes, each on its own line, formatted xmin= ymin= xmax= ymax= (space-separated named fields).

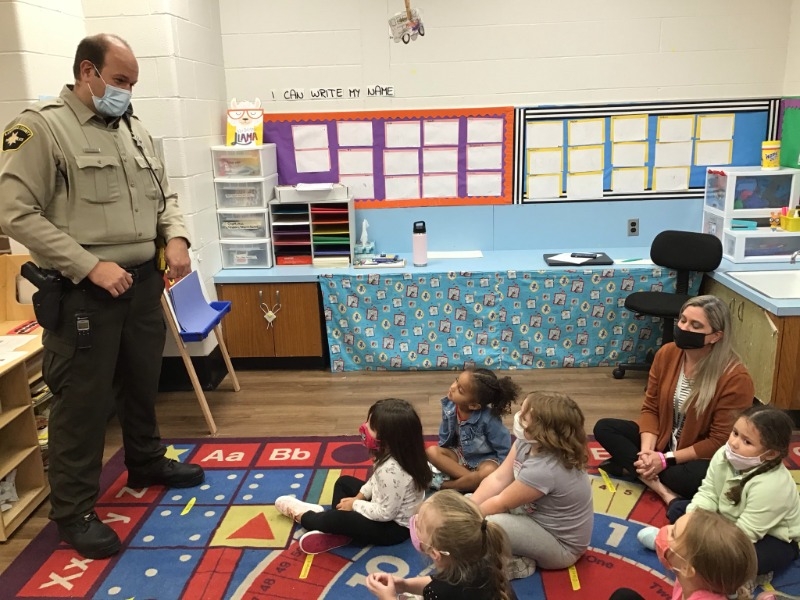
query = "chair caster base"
xmin=612 ymin=367 xmax=625 ymax=379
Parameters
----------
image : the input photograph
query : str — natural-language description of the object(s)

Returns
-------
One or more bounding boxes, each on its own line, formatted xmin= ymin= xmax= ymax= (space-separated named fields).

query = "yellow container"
xmin=780 ymin=215 xmax=800 ymax=231
xmin=761 ymin=140 xmax=780 ymax=170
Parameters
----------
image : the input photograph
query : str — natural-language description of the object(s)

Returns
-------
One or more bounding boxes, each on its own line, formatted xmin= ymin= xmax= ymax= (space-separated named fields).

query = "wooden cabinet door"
xmin=268 ymin=283 xmax=324 ymax=357
xmin=216 ymin=283 xmax=276 ymax=358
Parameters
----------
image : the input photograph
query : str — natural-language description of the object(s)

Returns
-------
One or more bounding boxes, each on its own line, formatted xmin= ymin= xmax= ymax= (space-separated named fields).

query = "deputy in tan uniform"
xmin=0 ymin=33 xmax=204 ymax=559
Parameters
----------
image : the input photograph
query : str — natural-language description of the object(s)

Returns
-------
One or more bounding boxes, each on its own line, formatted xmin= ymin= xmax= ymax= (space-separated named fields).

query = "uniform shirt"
xmin=355 ymin=456 xmax=424 ymax=527
xmin=0 ymin=85 xmax=189 ymax=283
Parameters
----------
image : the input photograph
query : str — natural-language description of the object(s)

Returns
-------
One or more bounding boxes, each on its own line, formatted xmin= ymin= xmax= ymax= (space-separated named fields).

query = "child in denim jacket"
xmin=426 ymin=368 xmax=520 ymax=492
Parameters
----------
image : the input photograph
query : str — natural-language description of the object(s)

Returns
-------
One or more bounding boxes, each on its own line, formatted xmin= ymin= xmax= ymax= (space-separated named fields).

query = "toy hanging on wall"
xmin=389 ymin=0 xmax=425 ymax=44
xmin=226 ymin=98 xmax=264 ymax=147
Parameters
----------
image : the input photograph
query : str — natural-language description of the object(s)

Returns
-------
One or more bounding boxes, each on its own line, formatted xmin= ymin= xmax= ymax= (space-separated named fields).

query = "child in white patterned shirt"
xmin=275 ymin=398 xmax=431 ymax=554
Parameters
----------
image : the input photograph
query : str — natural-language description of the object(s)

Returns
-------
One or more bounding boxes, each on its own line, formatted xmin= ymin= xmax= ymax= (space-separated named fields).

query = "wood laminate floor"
xmin=0 ymin=366 xmax=647 ymax=573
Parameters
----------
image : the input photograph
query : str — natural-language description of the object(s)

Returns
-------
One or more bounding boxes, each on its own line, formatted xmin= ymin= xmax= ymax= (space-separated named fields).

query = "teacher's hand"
xmin=636 ymin=450 xmax=665 ymax=480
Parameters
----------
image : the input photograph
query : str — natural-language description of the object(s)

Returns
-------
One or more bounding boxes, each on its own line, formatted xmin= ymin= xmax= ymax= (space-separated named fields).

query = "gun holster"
xmin=21 ymin=261 xmax=64 ymax=330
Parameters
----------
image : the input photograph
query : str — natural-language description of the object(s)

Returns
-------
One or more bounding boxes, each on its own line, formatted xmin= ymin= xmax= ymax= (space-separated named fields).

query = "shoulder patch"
xmin=3 ymin=125 xmax=33 ymax=152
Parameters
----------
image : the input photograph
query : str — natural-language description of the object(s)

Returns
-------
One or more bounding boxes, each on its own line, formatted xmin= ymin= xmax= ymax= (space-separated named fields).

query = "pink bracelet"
xmin=657 ymin=452 xmax=667 ymax=470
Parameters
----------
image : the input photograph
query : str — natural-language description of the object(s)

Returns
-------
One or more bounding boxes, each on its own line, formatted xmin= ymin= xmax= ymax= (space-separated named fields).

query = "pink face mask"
xmin=654 ymin=525 xmax=686 ymax=573
xmin=409 ymin=514 xmax=422 ymax=552
xmin=359 ymin=421 xmax=380 ymax=452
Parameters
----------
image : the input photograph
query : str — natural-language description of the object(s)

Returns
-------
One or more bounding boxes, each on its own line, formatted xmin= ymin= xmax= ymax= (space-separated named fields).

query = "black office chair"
xmin=612 ymin=230 xmax=723 ymax=379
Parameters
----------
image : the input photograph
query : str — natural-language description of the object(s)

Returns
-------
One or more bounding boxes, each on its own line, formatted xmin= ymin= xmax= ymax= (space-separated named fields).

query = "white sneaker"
xmin=274 ymin=495 xmax=324 ymax=522
xmin=505 ymin=555 xmax=537 ymax=580
xmin=637 ymin=526 xmax=658 ymax=551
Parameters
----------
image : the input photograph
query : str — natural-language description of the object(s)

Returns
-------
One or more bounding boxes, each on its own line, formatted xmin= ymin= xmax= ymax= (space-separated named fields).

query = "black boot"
xmin=57 ymin=512 xmax=121 ymax=559
xmin=127 ymin=458 xmax=205 ymax=489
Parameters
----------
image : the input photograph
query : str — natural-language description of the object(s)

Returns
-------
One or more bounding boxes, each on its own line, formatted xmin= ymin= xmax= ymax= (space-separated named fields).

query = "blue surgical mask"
xmin=89 ymin=65 xmax=131 ymax=117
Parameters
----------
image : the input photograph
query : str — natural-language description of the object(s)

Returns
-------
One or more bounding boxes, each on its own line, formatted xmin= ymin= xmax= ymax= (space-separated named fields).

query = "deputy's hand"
xmin=87 ymin=261 xmax=133 ymax=297
xmin=165 ymin=237 xmax=191 ymax=279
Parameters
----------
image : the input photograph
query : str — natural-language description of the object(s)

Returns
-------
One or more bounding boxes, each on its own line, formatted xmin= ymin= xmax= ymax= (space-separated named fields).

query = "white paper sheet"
xmin=548 ymin=252 xmax=593 ymax=265
xmin=0 ymin=350 xmax=26 ymax=366
xmin=0 ymin=335 xmax=36 ymax=352
xmin=612 ymin=142 xmax=648 ymax=167
xmin=296 ymin=183 xmax=334 ymax=191
xmin=611 ymin=168 xmax=647 ymax=193
xmin=295 ymin=148 xmax=331 ymax=173
xmin=566 ymin=172 xmax=603 ymax=199
xmin=655 ymin=141 xmax=693 ymax=167
xmin=657 ymin=115 xmax=694 ymax=142
xmin=338 ymin=149 xmax=373 ymax=175
xmin=384 ymin=149 xmax=420 ymax=175
xmin=526 ymin=121 xmax=564 ymax=148
xmin=527 ymin=174 xmax=562 ymax=200
xmin=339 ymin=175 xmax=374 ymax=199
xmin=385 ymin=175 xmax=420 ymax=199
xmin=697 ymin=114 xmax=734 ymax=141
xmin=292 ymin=124 xmax=329 ymax=150
xmin=385 ymin=121 xmax=421 ymax=148
xmin=611 ymin=114 xmax=648 ymax=142
xmin=568 ymin=119 xmax=605 ymax=146
xmin=528 ymin=148 xmax=563 ymax=175
xmin=423 ymin=120 xmax=459 ymax=146
xmin=467 ymin=144 xmax=503 ymax=171
xmin=428 ymin=250 xmax=483 ymax=259
xmin=423 ymin=148 xmax=458 ymax=173
xmin=337 ymin=121 xmax=373 ymax=147
xmin=694 ymin=140 xmax=732 ymax=165
xmin=467 ymin=172 xmax=502 ymax=197
xmin=568 ymin=145 xmax=603 ymax=173
xmin=653 ymin=167 xmax=690 ymax=191
xmin=467 ymin=118 xmax=504 ymax=144
xmin=422 ymin=174 xmax=458 ymax=198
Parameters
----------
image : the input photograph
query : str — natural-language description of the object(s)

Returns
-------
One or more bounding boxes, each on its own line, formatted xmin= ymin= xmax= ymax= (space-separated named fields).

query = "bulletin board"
xmin=512 ymin=99 xmax=780 ymax=204
xmin=262 ymin=107 xmax=514 ymax=208
xmin=779 ymin=98 xmax=800 ymax=168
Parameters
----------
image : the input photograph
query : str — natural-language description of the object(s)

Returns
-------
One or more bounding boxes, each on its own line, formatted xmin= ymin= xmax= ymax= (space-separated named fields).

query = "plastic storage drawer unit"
xmin=217 ymin=209 xmax=268 ymax=239
xmin=220 ymin=239 xmax=273 ymax=269
xmin=214 ymin=174 xmax=278 ymax=209
xmin=211 ymin=144 xmax=278 ymax=178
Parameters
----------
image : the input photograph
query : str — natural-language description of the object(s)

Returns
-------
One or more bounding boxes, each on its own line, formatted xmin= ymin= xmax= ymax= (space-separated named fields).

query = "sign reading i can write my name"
xmin=272 ymin=85 xmax=395 ymax=101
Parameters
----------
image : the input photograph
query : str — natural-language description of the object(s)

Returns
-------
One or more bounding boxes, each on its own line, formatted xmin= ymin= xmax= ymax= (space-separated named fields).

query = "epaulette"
xmin=24 ymin=97 xmax=65 ymax=113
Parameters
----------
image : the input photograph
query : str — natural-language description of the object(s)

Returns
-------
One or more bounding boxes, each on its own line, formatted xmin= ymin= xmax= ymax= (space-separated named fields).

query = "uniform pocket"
xmin=42 ymin=330 xmax=76 ymax=395
xmin=75 ymin=155 xmax=122 ymax=203
xmin=134 ymin=154 xmax=164 ymax=201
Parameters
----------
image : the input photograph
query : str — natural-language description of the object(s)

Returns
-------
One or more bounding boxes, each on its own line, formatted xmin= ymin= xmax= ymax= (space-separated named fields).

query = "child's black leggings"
xmin=299 ymin=475 xmax=410 ymax=546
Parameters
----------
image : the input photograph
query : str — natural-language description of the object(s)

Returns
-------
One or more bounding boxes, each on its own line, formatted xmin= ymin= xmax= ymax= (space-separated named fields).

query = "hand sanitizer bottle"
xmin=412 ymin=221 xmax=427 ymax=266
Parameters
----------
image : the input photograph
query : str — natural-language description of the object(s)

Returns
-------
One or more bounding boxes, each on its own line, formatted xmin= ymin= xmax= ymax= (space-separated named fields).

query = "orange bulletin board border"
xmin=262 ymin=107 xmax=514 ymax=208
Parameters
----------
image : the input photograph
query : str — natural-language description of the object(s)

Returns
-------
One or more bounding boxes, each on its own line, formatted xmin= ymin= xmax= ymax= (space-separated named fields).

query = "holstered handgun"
xmin=21 ymin=261 xmax=63 ymax=330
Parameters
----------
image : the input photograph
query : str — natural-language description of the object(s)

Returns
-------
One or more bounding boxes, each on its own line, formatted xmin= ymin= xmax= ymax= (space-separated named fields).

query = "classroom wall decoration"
xmin=779 ymin=97 xmax=800 ymax=169
xmin=262 ymin=107 xmax=514 ymax=208
xmin=512 ymin=99 xmax=779 ymax=204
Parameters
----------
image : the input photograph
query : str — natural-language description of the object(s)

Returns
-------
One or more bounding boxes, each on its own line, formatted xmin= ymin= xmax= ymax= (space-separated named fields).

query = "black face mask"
xmin=673 ymin=324 xmax=708 ymax=350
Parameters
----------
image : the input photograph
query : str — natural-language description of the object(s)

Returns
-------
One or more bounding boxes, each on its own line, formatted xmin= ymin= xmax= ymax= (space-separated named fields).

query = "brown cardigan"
xmin=637 ymin=342 xmax=754 ymax=459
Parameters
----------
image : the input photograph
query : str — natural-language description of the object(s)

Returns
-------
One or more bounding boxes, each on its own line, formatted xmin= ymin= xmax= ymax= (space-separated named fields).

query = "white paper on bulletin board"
xmin=612 ymin=142 xmax=648 ymax=167
xmin=568 ymin=145 xmax=604 ymax=173
xmin=567 ymin=119 xmax=605 ymax=146
xmin=467 ymin=144 xmax=503 ymax=171
xmin=527 ymin=174 xmax=562 ymax=200
xmin=292 ymin=124 xmax=329 ymax=150
xmin=611 ymin=168 xmax=647 ymax=193
xmin=610 ymin=114 xmax=648 ymax=142
xmin=467 ymin=118 xmax=504 ymax=144
xmin=423 ymin=148 xmax=458 ymax=173
xmin=339 ymin=174 xmax=375 ymax=199
xmin=694 ymin=140 xmax=733 ymax=165
xmin=653 ymin=167 xmax=690 ymax=191
xmin=295 ymin=148 xmax=331 ymax=173
xmin=528 ymin=148 xmax=563 ymax=175
xmin=467 ymin=172 xmax=502 ymax=196
xmin=566 ymin=171 xmax=603 ymax=199
xmin=337 ymin=121 xmax=373 ymax=147
xmin=338 ymin=149 xmax=373 ymax=175
xmin=654 ymin=141 xmax=693 ymax=167
xmin=422 ymin=174 xmax=458 ymax=198
xmin=385 ymin=175 xmax=420 ymax=199
xmin=697 ymin=114 xmax=735 ymax=140
xmin=526 ymin=121 xmax=564 ymax=148
xmin=657 ymin=115 xmax=694 ymax=142
xmin=423 ymin=120 xmax=460 ymax=146
xmin=384 ymin=149 xmax=420 ymax=175
xmin=385 ymin=121 xmax=421 ymax=148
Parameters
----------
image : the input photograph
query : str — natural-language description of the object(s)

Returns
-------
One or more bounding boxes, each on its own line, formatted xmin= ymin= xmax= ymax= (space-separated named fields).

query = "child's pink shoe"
xmin=298 ymin=530 xmax=352 ymax=554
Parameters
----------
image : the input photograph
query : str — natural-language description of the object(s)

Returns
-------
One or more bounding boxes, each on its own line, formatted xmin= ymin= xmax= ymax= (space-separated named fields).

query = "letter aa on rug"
xmin=1 ymin=436 xmax=798 ymax=599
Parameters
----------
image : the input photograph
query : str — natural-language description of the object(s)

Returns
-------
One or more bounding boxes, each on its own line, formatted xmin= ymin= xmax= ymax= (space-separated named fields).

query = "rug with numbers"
xmin=1 ymin=435 xmax=798 ymax=600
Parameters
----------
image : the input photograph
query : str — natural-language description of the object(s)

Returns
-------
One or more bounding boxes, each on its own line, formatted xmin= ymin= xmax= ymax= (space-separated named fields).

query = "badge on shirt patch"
xmin=3 ymin=125 xmax=33 ymax=152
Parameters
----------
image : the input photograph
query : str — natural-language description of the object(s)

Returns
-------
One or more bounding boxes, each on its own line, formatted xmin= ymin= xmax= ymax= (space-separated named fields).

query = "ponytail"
xmin=725 ymin=456 xmax=784 ymax=505
xmin=483 ymin=520 xmax=514 ymax=600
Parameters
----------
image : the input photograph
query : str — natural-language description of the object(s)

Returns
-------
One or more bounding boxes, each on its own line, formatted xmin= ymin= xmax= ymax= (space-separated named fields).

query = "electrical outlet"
xmin=627 ymin=218 xmax=639 ymax=237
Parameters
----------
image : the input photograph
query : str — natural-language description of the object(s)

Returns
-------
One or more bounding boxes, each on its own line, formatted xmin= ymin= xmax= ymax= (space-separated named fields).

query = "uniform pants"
xmin=299 ymin=475 xmax=410 ymax=546
xmin=43 ymin=271 xmax=166 ymax=522
xmin=593 ymin=418 xmax=710 ymax=500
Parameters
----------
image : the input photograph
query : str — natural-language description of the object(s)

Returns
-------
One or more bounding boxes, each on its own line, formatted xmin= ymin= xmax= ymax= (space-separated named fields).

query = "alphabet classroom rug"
xmin=2 ymin=436 xmax=799 ymax=600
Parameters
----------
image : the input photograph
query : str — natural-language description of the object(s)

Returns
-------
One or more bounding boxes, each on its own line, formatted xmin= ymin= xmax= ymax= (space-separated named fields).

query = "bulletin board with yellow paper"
xmin=514 ymin=99 xmax=778 ymax=203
